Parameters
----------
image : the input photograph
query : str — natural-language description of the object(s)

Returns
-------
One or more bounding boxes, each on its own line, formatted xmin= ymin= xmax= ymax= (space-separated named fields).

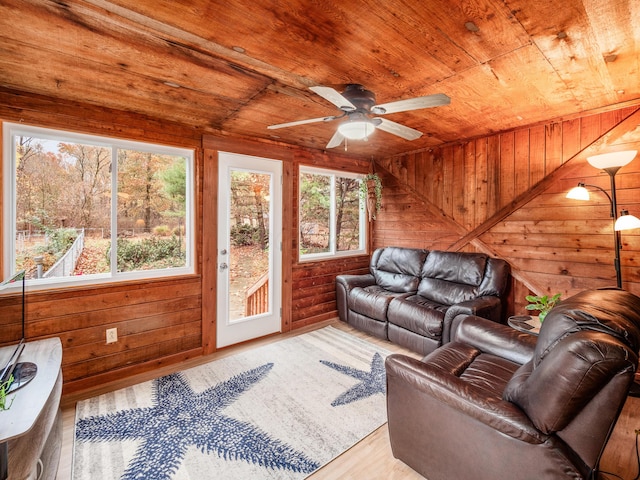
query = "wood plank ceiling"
xmin=0 ymin=0 xmax=638 ymax=158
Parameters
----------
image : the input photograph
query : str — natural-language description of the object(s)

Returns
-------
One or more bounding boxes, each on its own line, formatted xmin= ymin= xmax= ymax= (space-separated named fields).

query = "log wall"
xmin=2 ymin=85 xmax=639 ymax=395
xmin=290 ymin=151 xmax=370 ymax=328
xmin=376 ymin=105 xmax=640 ymax=313
xmin=0 ymin=88 xmax=370 ymax=393
xmin=0 ymin=89 xmax=206 ymax=394
xmin=201 ymin=138 xmax=371 ymax=336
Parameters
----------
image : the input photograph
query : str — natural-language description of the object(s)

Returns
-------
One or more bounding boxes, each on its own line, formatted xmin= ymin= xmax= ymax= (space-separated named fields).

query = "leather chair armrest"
xmin=335 ymin=274 xmax=376 ymax=322
xmin=385 ymin=353 xmax=544 ymax=443
xmin=441 ymin=296 xmax=501 ymax=344
xmin=452 ymin=315 xmax=537 ymax=365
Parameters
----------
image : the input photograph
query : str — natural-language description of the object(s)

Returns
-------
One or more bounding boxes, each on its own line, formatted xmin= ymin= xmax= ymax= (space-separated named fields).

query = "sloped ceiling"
xmin=1 ymin=0 xmax=639 ymax=157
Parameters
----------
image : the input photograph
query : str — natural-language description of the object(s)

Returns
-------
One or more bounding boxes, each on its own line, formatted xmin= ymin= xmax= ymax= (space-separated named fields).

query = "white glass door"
xmin=217 ymin=152 xmax=282 ymax=348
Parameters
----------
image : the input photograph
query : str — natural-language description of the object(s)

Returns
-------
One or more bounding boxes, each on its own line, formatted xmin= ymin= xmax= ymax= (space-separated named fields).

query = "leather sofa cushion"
xmin=387 ymin=295 xmax=447 ymax=339
xmin=418 ymin=251 xmax=487 ymax=305
xmin=424 ymin=341 xmax=520 ymax=398
xmin=371 ymin=247 xmax=429 ymax=293
xmin=349 ymin=285 xmax=408 ymax=321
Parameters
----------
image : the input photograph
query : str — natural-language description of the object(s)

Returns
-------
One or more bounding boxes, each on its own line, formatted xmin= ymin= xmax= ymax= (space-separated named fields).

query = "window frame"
xmin=298 ymin=165 xmax=367 ymax=262
xmin=3 ymin=122 xmax=195 ymax=289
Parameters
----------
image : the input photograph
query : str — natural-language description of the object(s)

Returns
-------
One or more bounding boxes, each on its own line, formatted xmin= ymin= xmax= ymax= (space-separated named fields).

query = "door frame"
xmin=201 ymin=137 xmax=293 ymax=355
xmin=216 ymin=152 xmax=282 ymax=348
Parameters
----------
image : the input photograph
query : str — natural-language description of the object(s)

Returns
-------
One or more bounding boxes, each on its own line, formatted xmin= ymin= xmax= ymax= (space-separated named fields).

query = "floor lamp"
xmin=566 ymin=150 xmax=640 ymax=289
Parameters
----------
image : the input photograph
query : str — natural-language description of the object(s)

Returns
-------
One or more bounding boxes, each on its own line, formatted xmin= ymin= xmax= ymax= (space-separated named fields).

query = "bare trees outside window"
xmin=5 ymin=124 xmax=193 ymax=284
xmin=299 ymin=166 xmax=366 ymax=260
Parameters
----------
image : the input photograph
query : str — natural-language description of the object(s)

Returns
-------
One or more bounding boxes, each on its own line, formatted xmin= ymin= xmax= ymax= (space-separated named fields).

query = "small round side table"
xmin=508 ymin=315 xmax=541 ymax=336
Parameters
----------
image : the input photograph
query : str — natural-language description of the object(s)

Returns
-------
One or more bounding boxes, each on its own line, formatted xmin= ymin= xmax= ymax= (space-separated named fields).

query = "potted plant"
xmin=0 ymin=374 xmax=14 ymax=410
xmin=360 ymin=173 xmax=383 ymax=221
xmin=525 ymin=293 xmax=562 ymax=322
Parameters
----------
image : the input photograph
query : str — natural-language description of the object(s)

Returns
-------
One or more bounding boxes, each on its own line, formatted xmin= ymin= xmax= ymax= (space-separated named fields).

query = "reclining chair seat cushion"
xmin=348 ymin=286 xmax=409 ymax=322
xmin=387 ymin=295 xmax=448 ymax=339
xmin=425 ymin=341 xmax=521 ymax=399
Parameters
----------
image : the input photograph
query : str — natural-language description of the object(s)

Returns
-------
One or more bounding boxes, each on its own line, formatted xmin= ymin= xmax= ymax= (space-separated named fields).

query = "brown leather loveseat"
xmin=336 ymin=246 xmax=511 ymax=354
xmin=386 ymin=288 xmax=640 ymax=480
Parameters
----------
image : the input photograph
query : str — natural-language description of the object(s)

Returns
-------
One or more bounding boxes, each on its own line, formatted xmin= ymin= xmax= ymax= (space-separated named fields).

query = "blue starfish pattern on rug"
xmin=319 ymin=352 xmax=386 ymax=406
xmin=75 ymin=363 xmax=319 ymax=479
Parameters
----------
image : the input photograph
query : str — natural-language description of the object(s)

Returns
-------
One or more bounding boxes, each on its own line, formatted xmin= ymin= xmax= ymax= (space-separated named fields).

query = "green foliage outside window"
xmin=107 ymin=236 xmax=185 ymax=271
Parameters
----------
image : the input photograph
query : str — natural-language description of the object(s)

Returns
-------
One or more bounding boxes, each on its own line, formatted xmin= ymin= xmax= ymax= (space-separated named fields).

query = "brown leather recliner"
xmin=385 ymin=288 xmax=640 ymax=480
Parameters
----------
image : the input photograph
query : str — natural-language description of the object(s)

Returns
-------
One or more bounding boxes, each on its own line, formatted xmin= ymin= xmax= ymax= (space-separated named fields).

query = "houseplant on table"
xmin=525 ymin=293 xmax=562 ymax=322
xmin=0 ymin=374 xmax=14 ymax=410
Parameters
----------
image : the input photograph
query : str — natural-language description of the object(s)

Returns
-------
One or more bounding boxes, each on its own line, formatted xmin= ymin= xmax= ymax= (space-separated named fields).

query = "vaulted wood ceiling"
xmin=1 ymin=0 xmax=639 ymax=158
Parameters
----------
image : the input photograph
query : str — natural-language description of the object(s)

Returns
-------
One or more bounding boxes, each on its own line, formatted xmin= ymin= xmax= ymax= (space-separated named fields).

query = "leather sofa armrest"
xmin=441 ymin=296 xmax=501 ymax=344
xmin=335 ymin=274 xmax=376 ymax=322
xmin=452 ymin=315 xmax=537 ymax=365
xmin=385 ymin=354 xmax=544 ymax=443
xmin=336 ymin=273 xmax=376 ymax=291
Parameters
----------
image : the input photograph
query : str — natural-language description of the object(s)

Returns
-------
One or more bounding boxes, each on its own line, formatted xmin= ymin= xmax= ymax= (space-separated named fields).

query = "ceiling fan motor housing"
xmin=342 ymin=84 xmax=379 ymax=113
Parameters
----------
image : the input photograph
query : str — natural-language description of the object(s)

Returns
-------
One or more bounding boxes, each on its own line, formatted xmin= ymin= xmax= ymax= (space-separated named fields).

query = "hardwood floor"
xmin=55 ymin=319 xmax=640 ymax=480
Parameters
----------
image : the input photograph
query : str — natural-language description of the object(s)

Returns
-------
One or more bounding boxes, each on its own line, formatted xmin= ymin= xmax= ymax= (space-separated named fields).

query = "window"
xmin=3 ymin=123 xmax=194 ymax=287
xmin=299 ymin=166 xmax=366 ymax=260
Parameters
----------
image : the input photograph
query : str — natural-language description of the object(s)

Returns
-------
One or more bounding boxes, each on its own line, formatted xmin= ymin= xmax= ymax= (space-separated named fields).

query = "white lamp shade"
xmin=587 ymin=150 xmax=637 ymax=169
xmin=615 ymin=211 xmax=640 ymax=231
xmin=337 ymin=120 xmax=376 ymax=140
xmin=566 ymin=186 xmax=590 ymax=201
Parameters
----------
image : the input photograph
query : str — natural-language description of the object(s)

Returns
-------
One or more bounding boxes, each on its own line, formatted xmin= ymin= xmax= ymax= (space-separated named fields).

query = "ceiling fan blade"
xmin=375 ymin=118 xmax=423 ymax=141
xmin=267 ymin=116 xmax=336 ymax=130
xmin=375 ymin=93 xmax=451 ymax=114
xmin=310 ymin=86 xmax=357 ymax=111
xmin=326 ymin=130 xmax=344 ymax=149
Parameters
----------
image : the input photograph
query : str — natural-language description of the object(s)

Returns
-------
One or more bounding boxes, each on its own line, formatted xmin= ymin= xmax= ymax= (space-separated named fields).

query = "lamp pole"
xmin=572 ymin=179 xmax=622 ymax=288
xmin=604 ymin=167 xmax=623 ymax=289
xmin=568 ymin=150 xmax=639 ymax=289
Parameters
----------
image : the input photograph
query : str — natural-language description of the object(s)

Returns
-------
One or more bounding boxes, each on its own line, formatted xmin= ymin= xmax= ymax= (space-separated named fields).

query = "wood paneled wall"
xmin=375 ymin=105 xmax=640 ymax=313
xmin=291 ymin=151 xmax=371 ymax=328
xmin=1 ymin=89 xmax=372 ymax=393
xmin=3 ymin=85 xmax=639 ymax=395
xmin=0 ymin=88 xmax=207 ymax=394
xmin=201 ymin=138 xmax=371 ymax=334
xmin=290 ymin=151 xmax=370 ymax=328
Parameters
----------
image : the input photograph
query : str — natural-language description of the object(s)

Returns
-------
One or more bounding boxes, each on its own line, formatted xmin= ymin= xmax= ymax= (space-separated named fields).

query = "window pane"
xmin=116 ymin=150 xmax=187 ymax=273
xmin=14 ymin=136 xmax=112 ymax=279
xmin=228 ymin=170 xmax=270 ymax=320
xmin=335 ymin=177 xmax=361 ymax=252
xmin=299 ymin=172 xmax=330 ymax=254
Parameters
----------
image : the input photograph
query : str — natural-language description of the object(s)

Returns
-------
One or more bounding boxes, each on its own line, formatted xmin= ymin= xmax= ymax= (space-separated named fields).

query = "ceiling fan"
xmin=267 ymin=84 xmax=450 ymax=149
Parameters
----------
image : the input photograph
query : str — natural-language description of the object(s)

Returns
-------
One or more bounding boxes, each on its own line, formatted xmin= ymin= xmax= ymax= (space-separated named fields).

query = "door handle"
xmin=219 ymin=262 xmax=228 ymax=271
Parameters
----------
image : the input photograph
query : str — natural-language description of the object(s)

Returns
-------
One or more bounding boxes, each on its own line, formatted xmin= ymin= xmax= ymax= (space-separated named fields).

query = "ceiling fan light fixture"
xmin=338 ymin=120 xmax=376 ymax=140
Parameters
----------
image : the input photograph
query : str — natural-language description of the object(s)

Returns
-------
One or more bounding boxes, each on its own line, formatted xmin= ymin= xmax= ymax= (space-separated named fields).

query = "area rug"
xmin=72 ymin=326 xmax=390 ymax=480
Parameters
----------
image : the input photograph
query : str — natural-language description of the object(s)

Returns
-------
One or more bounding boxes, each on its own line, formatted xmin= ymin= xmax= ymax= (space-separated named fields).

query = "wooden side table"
xmin=0 ymin=338 xmax=62 ymax=480
xmin=508 ymin=315 xmax=542 ymax=336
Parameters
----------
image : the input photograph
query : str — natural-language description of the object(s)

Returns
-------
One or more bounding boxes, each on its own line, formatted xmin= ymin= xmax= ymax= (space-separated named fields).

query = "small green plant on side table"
xmin=0 ymin=374 xmax=14 ymax=410
xmin=525 ymin=293 xmax=562 ymax=322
